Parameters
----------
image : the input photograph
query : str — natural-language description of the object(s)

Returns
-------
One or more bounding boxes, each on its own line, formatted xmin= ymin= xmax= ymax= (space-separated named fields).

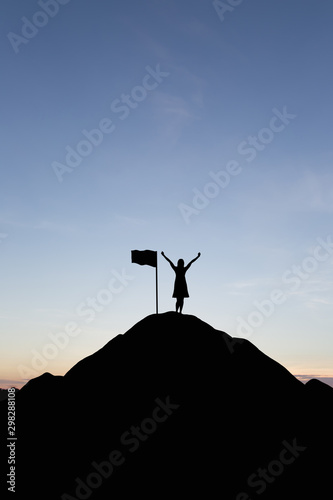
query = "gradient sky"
xmin=1 ymin=0 xmax=333 ymax=388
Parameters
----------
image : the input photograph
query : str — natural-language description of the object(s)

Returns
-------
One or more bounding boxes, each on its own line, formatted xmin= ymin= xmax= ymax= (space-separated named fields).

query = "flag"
xmin=131 ymin=249 xmax=157 ymax=268
xmin=131 ymin=249 xmax=158 ymax=313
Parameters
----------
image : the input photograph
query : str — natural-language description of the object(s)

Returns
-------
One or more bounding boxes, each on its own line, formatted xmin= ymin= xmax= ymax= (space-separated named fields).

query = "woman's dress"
xmin=172 ymin=268 xmax=189 ymax=298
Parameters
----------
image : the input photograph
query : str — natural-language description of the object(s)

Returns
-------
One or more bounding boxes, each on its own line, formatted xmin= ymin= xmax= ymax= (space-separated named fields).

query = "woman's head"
xmin=177 ymin=259 xmax=184 ymax=268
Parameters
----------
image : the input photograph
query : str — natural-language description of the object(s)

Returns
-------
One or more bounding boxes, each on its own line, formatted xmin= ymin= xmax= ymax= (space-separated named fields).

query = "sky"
xmin=1 ymin=0 xmax=333 ymax=389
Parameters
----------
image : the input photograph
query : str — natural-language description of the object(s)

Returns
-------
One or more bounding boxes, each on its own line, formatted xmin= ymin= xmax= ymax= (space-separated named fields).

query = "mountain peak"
xmin=2 ymin=313 xmax=332 ymax=499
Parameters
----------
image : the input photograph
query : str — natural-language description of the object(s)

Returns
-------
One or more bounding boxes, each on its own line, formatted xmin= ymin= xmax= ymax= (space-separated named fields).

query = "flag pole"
xmin=155 ymin=255 xmax=158 ymax=314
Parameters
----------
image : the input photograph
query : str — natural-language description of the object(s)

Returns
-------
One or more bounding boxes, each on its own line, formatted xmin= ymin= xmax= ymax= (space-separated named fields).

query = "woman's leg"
xmin=175 ymin=298 xmax=184 ymax=313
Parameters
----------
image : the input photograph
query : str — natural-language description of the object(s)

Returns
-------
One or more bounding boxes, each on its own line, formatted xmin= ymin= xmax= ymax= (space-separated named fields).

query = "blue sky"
xmin=1 ymin=0 xmax=333 ymax=388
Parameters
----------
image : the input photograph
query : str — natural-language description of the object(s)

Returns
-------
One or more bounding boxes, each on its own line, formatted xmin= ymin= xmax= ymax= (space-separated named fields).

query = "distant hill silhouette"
xmin=1 ymin=312 xmax=332 ymax=498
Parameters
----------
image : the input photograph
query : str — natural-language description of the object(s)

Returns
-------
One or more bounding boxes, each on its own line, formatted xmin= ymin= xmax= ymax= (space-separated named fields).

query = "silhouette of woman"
xmin=161 ymin=251 xmax=201 ymax=313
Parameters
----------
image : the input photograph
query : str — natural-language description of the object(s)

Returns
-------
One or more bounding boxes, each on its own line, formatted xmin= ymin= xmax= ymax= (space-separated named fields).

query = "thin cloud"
xmin=33 ymin=220 xmax=78 ymax=234
xmin=295 ymin=375 xmax=333 ymax=388
xmin=150 ymin=91 xmax=199 ymax=148
xmin=289 ymin=170 xmax=333 ymax=213
xmin=113 ymin=214 xmax=149 ymax=227
xmin=232 ymin=281 xmax=258 ymax=289
xmin=228 ymin=280 xmax=259 ymax=294
xmin=152 ymin=91 xmax=198 ymax=119
xmin=0 ymin=379 xmax=23 ymax=389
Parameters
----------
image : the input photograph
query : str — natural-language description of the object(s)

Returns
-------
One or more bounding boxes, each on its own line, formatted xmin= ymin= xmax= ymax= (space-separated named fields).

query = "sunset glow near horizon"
xmin=1 ymin=1 xmax=333 ymax=389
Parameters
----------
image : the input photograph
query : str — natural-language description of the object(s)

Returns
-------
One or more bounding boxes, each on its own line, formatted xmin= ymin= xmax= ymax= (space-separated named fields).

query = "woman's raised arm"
xmin=185 ymin=252 xmax=201 ymax=270
xmin=161 ymin=251 xmax=176 ymax=269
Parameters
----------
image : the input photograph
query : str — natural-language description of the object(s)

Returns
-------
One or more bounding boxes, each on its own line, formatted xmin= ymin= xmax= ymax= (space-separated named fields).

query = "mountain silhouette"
xmin=1 ymin=312 xmax=332 ymax=499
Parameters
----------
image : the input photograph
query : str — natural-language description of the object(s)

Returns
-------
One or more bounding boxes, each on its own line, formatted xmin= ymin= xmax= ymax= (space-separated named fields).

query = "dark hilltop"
xmin=1 ymin=312 xmax=332 ymax=499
